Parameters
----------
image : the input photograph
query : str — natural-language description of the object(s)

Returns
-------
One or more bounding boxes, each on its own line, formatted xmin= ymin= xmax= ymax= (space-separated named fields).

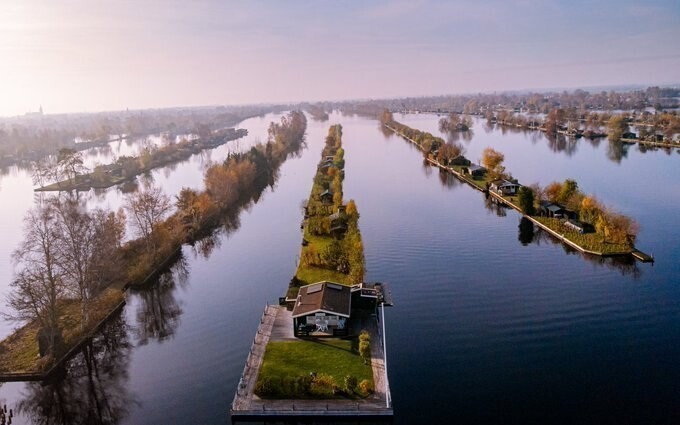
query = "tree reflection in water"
xmin=16 ymin=314 xmax=137 ymax=425
xmin=484 ymin=194 xmax=508 ymax=217
xmin=131 ymin=254 xmax=189 ymax=346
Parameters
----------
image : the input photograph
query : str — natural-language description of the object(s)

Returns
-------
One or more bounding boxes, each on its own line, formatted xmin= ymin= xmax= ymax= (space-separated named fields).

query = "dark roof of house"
xmin=491 ymin=179 xmax=520 ymax=188
xmin=468 ymin=164 xmax=486 ymax=172
xmin=292 ymin=281 xmax=352 ymax=318
xmin=545 ymin=203 xmax=565 ymax=213
xmin=320 ymin=189 xmax=333 ymax=197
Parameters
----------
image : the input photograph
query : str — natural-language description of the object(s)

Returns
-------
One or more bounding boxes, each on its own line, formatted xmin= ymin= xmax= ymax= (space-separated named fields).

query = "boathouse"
xmin=490 ymin=179 xmax=521 ymax=196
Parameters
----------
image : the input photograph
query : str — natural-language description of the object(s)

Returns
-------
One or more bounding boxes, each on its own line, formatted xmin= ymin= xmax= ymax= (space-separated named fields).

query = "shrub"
xmin=310 ymin=373 xmax=337 ymax=397
xmin=358 ymin=379 xmax=374 ymax=395
xmin=344 ymin=375 xmax=358 ymax=393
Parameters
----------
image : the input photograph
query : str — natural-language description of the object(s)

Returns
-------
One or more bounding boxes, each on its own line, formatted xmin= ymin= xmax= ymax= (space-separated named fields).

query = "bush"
xmin=358 ymin=379 xmax=374 ymax=395
xmin=344 ymin=375 xmax=358 ymax=393
xmin=310 ymin=373 xmax=337 ymax=397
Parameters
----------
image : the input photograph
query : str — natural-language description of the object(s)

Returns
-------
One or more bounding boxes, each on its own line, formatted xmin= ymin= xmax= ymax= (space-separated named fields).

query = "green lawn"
xmin=533 ymin=217 xmax=632 ymax=254
xmin=258 ymin=339 xmax=373 ymax=386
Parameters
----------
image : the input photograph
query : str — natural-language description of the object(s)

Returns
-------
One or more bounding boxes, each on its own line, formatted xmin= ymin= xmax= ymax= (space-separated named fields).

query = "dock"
xmin=230 ymin=305 xmax=394 ymax=422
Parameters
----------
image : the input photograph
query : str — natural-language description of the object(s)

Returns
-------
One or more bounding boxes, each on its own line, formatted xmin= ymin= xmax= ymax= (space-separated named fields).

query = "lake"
xmin=1 ymin=111 xmax=679 ymax=424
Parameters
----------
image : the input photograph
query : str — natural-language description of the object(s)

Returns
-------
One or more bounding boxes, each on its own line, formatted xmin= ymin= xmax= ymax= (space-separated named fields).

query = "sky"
xmin=1 ymin=0 xmax=679 ymax=116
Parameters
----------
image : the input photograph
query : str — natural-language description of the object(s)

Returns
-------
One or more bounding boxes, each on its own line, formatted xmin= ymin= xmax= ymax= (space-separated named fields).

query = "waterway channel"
xmin=0 ymin=111 xmax=678 ymax=424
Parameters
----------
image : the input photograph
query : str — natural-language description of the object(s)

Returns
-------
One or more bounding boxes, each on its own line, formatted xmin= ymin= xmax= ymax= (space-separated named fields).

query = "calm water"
xmin=1 ymin=112 xmax=679 ymax=424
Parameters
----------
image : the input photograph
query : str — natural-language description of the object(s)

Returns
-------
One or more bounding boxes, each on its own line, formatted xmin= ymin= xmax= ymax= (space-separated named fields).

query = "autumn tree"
xmin=436 ymin=143 xmax=463 ymax=165
xmin=481 ymin=147 xmax=506 ymax=180
xmin=124 ymin=184 xmax=172 ymax=241
xmin=607 ymin=115 xmax=629 ymax=142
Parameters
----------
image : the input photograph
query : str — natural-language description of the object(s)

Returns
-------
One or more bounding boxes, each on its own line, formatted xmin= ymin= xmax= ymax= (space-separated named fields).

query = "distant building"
xmin=24 ymin=105 xmax=43 ymax=117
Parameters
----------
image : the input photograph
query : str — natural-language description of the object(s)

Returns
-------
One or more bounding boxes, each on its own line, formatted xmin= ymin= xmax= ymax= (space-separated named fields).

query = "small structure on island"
xmin=292 ymin=281 xmax=352 ymax=337
xmin=462 ymin=163 xmax=487 ymax=178
xmin=539 ymin=201 xmax=566 ymax=218
xmin=564 ymin=219 xmax=594 ymax=234
xmin=448 ymin=155 xmax=471 ymax=166
xmin=489 ymin=179 xmax=521 ymax=196
xmin=319 ymin=189 xmax=333 ymax=204
xmin=329 ymin=206 xmax=348 ymax=238
xmin=292 ymin=281 xmax=387 ymax=337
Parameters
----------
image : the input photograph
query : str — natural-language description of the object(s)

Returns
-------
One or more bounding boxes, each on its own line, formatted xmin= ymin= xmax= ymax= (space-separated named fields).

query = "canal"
xmin=0 ymin=111 xmax=679 ymax=424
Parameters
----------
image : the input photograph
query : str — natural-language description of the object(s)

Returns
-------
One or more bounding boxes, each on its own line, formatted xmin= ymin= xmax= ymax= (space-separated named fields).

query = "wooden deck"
xmin=231 ymin=305 xmax=393 ymax=420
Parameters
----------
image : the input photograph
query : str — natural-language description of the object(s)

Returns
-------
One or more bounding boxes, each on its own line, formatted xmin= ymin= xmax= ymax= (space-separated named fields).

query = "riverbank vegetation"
xmin=383 ymin=115 xmax=640 ymax=255
xmin=0 ymin=111 xmax=307 ymax=376
xmin=33 ymin=128 xmax=248 ymax=191
xmin=288 ymin=124 xmax=365 ymax=298
xmin=0 ymin=105 xmax=279 ymax=168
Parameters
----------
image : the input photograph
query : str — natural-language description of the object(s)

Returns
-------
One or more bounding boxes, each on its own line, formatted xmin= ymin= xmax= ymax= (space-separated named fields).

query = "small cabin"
xmin=462 ymin=164 xmax=487 ymax=177
xmin=622 ymin=132 xmax=637 ymax=140
xmin=319 ymin=189 xmax=333 ymax=203
xmin=490 ymin=179 xmax=521 ymax=196
xmin=540 ymin=201 xmax=566 ymax=218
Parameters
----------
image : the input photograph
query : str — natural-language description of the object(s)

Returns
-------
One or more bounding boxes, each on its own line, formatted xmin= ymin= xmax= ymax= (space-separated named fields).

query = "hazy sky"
xmin=1 ymin=0 xmax=679 ymax=116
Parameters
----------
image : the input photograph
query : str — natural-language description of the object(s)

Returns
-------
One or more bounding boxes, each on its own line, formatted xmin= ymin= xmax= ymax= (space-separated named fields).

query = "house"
xmin=292 ymin=282 xmax=352 ymax=337
xmin=621 ymin=132 xmax=637 ymax=140
xmin=292 ymin=281 xmax=384 ymax=337
xmin=462 ymin=164 xmax=486 ymax=177
xmin=539 ymin=201 xmax=565 ymax=218
xmin=489 ymin=179 xmax=521 ymax=196
xmin=319 ymin=189 xmax=333 ymax=203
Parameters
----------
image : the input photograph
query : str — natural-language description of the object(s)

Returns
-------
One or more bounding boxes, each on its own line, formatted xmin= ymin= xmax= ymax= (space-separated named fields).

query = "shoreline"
xmin=385 ymin=123 xmax=654 ymax=262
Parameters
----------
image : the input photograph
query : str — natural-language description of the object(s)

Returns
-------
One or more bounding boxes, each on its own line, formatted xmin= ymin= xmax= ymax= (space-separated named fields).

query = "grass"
xmin=0 ymin=288 xmax=124 ymax=375
xmin=533 ymin=217 xmax=632 ymax=254
xmin=258 ymin=339 xmax=373 ymax=390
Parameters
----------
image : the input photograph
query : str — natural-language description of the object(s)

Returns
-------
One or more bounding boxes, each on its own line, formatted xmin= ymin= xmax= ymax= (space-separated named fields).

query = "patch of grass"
xmin=0 ymin=288 xmax=124 ymax=374
xmin=258 ymin=339 xmax=373 ymax=396
xmin=534 ymin=217 xmax=632 ymax=254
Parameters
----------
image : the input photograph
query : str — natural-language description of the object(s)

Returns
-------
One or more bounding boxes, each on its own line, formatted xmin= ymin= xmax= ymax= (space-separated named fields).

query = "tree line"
xmin=2 ymin=111 xmax=307 ymax=368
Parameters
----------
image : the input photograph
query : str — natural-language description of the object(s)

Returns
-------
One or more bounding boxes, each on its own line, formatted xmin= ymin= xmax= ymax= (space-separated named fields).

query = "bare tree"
xmin=6 ymin=203 xmax=67 ymax=356
xmin=124 ymin=184 xmax=172 ymax=240
xmin=57 ymin=148 xmax=88 ymax=185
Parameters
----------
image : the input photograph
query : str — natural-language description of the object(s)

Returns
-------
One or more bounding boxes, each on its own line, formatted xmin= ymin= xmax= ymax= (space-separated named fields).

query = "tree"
xmin=517 ymin=186 xmax=536 ymax=215
xmin=344 ymin=375 xmax=358 ymax=393
xmin=345 ymin=199 xmax=359 ymax=222
xmin=607 ymin=115 xmax=629 ymax=142
xmin=57 ymin=148 xmax=88 ymax=184
xmin=124 ymin=184 xmax=172 ymax=240
xmin=544 ymin=182 xmax=563 ymax=203
xmin=481 ymin=147 xmax=505 ymax=180
xmin=558 ymin=179 xmax=579 ymax=205
xmin=6 ymin=204 xmax=67 ymax=356
xmin=436 ymin=143 xmax=463 ymax=164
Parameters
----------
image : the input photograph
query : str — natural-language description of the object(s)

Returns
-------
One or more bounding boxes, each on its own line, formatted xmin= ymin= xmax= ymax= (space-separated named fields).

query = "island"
xmin=230 ymin=124 xmax=394 ymax=421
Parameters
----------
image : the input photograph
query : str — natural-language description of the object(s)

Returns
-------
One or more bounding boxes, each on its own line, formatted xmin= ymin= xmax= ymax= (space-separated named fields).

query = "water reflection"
xmin=519 ymin=222 xmax=642 ymax=279
xmin=131 ymin=255 xmax=188 ymax=345
xmin=15 ymin=314 xmax=136 ymax=425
